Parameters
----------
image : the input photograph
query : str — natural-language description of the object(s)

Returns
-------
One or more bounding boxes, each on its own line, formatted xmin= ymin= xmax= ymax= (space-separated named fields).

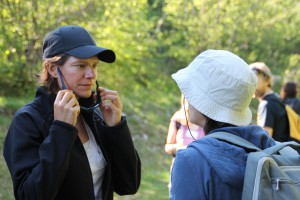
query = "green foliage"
xmin=2 ymin=0 xmax=300 ymax=96
xmin=283 ymin=54 xmax=300 ymax=84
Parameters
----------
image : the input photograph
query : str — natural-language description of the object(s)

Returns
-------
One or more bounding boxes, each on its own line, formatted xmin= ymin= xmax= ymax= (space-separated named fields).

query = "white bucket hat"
xmin=172 ymin=49 xmax=258 ymax=126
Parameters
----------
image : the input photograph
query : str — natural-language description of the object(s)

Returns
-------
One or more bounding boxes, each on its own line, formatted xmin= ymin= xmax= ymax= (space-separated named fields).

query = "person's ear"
xmin=266 ymin=77 xmax=272 ymax=88
xmin=47 ymin=64 xmax=58 ymax=78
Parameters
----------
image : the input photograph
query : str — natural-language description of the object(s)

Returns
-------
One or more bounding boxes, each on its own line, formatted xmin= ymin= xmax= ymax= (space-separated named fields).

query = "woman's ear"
xmin=47 ymin=64 xmax=58 ymax=78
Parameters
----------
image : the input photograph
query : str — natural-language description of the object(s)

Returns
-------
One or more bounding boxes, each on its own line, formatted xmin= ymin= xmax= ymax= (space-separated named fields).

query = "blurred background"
xmin=1 ymin=0 xmax=300 ymax=199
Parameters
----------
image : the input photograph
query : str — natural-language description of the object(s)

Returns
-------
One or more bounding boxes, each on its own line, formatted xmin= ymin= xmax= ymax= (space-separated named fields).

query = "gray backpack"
xmin=208 ymin=132 xmax=300 ymax=200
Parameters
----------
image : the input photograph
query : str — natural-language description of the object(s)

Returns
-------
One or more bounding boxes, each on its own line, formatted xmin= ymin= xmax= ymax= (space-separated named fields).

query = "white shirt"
xmin=257 ymin=100 xmax=268 ymax=127
xmin=83 ymin=119 xmax=107 ymax=200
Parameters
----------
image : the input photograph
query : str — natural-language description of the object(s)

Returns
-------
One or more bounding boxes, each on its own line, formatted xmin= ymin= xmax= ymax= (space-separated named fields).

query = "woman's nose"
xmin=85 ymin=66 xmax=96 ymax=78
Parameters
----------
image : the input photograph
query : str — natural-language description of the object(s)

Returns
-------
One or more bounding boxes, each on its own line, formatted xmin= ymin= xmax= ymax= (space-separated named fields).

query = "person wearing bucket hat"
xmin=3 ymin=25 xmax=141 ymax=200
xmin=169 ymin=50 xmax=276 ymax=200
xmin=250 ymin=62 xmax=289 ymax=142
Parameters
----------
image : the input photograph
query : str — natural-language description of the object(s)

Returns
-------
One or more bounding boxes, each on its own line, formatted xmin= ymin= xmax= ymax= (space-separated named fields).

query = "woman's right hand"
xmin=54 ymin=90 xmax=80 ymax=126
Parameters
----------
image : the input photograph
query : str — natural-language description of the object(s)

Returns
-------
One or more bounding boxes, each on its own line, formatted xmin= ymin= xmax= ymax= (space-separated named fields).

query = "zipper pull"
xmin=276 ymin=178 xmax=280 ymax=191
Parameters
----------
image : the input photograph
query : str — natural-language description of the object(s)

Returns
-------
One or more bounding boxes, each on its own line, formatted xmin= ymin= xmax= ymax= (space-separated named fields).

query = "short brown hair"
xmin=281 ymin=82 xmax=298 ymax=99
xmin=37 ymin=54 xmax=70 ymax=92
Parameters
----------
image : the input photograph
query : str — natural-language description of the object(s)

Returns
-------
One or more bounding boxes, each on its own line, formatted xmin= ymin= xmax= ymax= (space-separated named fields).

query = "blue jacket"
xmin=170 ymin=125 xmax=276 ymax=200
xmin=3 ymin=87 xmax=141 ymax=200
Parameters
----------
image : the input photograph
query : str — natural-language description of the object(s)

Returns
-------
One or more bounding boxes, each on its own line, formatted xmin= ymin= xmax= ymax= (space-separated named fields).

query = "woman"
xmin=165 ymin=95 xmax=204 ymax=156
xmin=165 ymin=95 xmax=204 ymax=162
xmin=170 ymin=50 xmax=276 ymax=200
xmin=3 ymin=25 xmax=141 ymax=200
xmin=165 ymin=95 xmax=204 ymax=191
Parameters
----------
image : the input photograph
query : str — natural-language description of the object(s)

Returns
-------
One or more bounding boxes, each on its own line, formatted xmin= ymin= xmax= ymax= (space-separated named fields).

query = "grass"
xmin=0 ymin=104 xmax=16 ymax=199
xmin=0 ymin=94 xmax=174 ymax=200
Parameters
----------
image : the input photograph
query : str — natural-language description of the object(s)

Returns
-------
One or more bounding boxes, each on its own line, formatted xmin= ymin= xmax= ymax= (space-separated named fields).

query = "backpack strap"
xmin=265 ymin=141 xmax=300 ymax=155
xmin=266 ymin=95 xmax=286 ymax=108
xmin=207 ymin=132 xmax=261 ymax=152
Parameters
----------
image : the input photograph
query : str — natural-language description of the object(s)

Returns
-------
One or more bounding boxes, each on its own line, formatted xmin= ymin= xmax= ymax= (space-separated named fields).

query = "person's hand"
xmin=97 ymin=87 xmax=123 ymax=127
xmin=54 ymin=90 xmax=80 ymax=126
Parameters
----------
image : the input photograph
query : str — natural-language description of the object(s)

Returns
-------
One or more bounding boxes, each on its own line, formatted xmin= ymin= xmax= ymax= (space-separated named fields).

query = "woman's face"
xmin=58 ymin=56 xmax=99 ymax=98
xmin=254 ymin=74 xmax=269 ymax=98
xmin=188 ymin=103 xmax=206 ymax=128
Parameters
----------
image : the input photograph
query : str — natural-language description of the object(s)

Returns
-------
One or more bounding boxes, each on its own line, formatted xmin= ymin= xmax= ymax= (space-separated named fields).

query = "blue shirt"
xmin=170 ymin=125 xmax=275 ymax=200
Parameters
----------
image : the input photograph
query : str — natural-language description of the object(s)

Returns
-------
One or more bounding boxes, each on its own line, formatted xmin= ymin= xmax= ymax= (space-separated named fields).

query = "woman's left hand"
xmin=97 ymin=87 xmax=123 ymax=127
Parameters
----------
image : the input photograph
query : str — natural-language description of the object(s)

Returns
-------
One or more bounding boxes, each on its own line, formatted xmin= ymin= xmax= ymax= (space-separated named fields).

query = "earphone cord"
xmin=57 ymin=67 xmax=67 ymax=90
xmin=183 ymin=97 xmax=196 ymax=141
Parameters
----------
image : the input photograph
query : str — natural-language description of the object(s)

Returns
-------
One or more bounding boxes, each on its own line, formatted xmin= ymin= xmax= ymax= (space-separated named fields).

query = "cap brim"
xmin=66 ymin=45 xmax=116 ymax=63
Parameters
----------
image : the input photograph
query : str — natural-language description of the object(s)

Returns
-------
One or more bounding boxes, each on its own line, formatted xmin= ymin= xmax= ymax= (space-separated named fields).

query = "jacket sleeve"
xmin=3 ymin=111 xmax=77 ymax=200
xmin=100 ymin=116 xmax=141 ymax=195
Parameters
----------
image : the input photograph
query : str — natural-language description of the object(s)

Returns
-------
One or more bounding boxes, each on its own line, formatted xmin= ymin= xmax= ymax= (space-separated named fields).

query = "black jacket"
xmin=3 ymin=87 xmax=141 ymax=200
xmin=262 ymin=93 xmax=289 ymax=142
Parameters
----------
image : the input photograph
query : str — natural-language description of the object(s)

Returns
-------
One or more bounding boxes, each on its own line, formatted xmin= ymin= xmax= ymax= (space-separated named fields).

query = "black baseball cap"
xmin=42 ymin=25 xmax=116 ymax=63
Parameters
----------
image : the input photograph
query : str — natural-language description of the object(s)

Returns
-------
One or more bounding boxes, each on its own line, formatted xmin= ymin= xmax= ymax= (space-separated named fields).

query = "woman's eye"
xmin=75 ymin=64 xmax=85 ymax=68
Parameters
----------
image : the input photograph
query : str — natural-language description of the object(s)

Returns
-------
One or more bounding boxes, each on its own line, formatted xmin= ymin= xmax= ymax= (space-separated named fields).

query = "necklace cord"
xmin=183 ymin=97 xmax=196 ymax=140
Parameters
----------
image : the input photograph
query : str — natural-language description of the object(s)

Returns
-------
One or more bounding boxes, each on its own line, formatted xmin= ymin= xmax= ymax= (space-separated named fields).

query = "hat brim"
xmin=172 ymin=67 xmax=252 ymax=126
xmin=66 ymin=45 xmax=116 ymax=63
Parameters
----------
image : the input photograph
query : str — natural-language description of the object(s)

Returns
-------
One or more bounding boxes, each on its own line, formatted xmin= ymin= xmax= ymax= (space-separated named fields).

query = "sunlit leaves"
xmin=0 ymin=0 xmax=299 ymax=97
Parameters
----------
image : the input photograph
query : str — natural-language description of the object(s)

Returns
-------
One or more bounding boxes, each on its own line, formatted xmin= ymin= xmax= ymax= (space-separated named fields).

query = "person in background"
xmin=3 ymin=25 xmax=141 ymax=200
xmin=165 ymin=95 xmax=204 ymax=159
xmin=251 ymin=62 xmax=289 ymax=142
xmin=165 ymin=95 xmax=204 ymax=190
xmin=280 ymin=81 xmax=300 ymax=115
xmin=170 ymin=49 xmax=275 ymax=200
